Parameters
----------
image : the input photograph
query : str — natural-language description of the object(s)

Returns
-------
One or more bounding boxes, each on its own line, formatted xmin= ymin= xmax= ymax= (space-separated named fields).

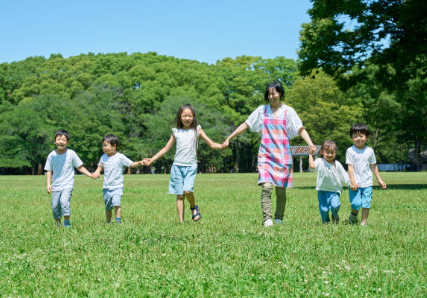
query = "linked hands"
xmin=142 ymin=158 xmax=153 ymax=167
xmin=221 ymin=139 xmax=230 ymax=149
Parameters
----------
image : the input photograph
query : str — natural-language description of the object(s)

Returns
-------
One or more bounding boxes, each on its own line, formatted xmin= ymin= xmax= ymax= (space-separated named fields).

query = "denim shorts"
xmin=349 ymin=186 xmax=373 ymax=210
xmin=169 ymin=164 xmax=198 ymax=195
xmin=103 ymin=188 xmax=123 ymax=210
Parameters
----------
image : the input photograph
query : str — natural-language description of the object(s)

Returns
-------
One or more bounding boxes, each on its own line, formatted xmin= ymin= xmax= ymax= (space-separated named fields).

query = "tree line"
xmin=0 ymin=50 xmax=424 ymax=174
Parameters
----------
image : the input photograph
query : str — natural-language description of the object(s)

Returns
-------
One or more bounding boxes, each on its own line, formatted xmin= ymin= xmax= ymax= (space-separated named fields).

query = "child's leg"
xmin=184 ymin=191 xmax=201 ymax=221
xmin=106 ymin=210 xmax=112 ymax=223
xmin=176 ymin=195 xmax=185 ymax=222
xmin=274 ymin=187 xmax=286 ymax=221
xmin=51 ymin=191 xmax=62 ymax=226
xmin=361 ymin=208 xmax=370 ymax=225
xmin=318 ymin=191 xmax=330 ymax=223
xmin=111 ymin=189 xmax=123 ymax=222
xmin=60 ymin=189 xmax=73 ymax=227
xmin=114 ymin=206 xmax=121 ymax=222
xmin=261 ymin=183 xmax=273 ymax=223
xmin=330 ymin=192 xmax=341 ymax=223
xmin=349 ymin=188 xmax=362 ymax=223
xmin=360 ymin=186 xmax=373 ymax=225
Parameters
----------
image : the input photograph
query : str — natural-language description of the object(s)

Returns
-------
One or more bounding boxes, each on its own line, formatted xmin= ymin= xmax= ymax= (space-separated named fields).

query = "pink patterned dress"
xmin=258 ymin=105 xmax=293 ymax=187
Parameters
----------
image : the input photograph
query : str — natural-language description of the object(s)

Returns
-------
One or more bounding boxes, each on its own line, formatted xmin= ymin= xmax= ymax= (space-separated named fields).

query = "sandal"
xmin=190 ymin=205 xmax=201 ymax=222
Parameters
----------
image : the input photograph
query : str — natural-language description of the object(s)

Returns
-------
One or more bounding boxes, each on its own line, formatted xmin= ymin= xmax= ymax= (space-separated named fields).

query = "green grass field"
xmin=0 ymin=172 xmax=426 ymax=297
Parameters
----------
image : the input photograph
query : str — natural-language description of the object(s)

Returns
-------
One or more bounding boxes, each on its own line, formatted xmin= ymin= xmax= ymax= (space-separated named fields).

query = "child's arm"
xmin=221 ymin=123 xmax=249 ymax=149
xmin=129 ymin=161 xmax=143 ymax=168
xmin=298 ymin=128 xmax=317 ymax=154
xmin=199 ymin=128 xmax=222 ymax=150
xmin=347 ymin=164 xmax=359 ymax=191
xmin=308 ymin=153 xmax=315 ymax=169
xmin=46 ymin=171 xmax=52 ymax=194
xmin=92 ymin=166 xmax=103 ymax=179
xmin=143 ymin=134 xmax=175 ymax=166
xmin=370 ymin=164 xmax=386 ymax=189
xmin=76 ymin=166 xmax=95 ymax=179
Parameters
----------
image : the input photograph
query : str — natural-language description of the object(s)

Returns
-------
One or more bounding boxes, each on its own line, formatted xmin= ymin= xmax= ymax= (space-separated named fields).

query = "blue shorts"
xmin=169 ymin=165 xmax=198 ymax=195
xmin=103 ymin=188 xmax=123 ymax=210
xmin=349 ymin=186 xmax=373 ymax=210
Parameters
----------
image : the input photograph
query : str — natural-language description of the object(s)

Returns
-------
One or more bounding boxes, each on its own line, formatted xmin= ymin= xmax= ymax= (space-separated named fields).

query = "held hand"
xmin=309 ymin=144 xmax=317 ymax=155
xmin=142 ymin=158 xmax=152 ymax=166
xmin=47 ymin=185 xmax=51 ymax=194
xmin=89 ymin=173 xmax=97 ymax=180
xmin=221 ymin=139 xmax=230 ymax=149
xmin=350 ymin=182 xmax=359 ymax=191
xmin=378 ymin=179 xmax=387 ymax=189
xmin=92 ymin=172 xmax=100 ymax=179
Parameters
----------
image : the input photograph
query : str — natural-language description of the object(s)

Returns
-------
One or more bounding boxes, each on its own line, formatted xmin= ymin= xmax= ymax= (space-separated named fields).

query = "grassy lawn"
xmin=0 ymin=172 xmax=426 ymax=297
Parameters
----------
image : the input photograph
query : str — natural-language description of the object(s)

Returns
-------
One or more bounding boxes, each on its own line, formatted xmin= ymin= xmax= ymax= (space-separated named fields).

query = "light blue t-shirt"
xmin=98 ymin=153 xmax=133 ymax=190
xmin=44 ymin=149 xmax=83 ymax=191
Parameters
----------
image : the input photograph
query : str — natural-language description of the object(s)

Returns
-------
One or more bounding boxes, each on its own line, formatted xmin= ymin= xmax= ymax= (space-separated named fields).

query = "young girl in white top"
xmin=309 ymin=140 xmax=349 ymax=224
xmin=143 ymin=104 xmax=222 ymax=223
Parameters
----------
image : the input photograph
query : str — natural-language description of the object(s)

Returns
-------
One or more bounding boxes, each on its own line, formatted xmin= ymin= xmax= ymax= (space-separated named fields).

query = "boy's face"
xmin=54 ymin=135 xmax=68 ymax=151
xmin=352 ymin=132 xmax=368 ymax=149
xmin=102 ymin=141 xmax=116 ymax=156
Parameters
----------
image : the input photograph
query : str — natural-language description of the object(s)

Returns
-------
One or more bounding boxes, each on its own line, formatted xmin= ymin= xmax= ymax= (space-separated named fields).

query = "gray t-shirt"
xmin=172 ymin=125 xmax=201 ymax=166
xmin=98 ymin=153 xmax=133 ymax=190
xmin=44 ymin=149 xmax=83 ymax=191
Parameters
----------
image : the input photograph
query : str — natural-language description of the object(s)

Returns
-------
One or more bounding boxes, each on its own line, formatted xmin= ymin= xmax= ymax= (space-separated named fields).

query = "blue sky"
xmin=0 ymin=0 xmax=313 ymax=64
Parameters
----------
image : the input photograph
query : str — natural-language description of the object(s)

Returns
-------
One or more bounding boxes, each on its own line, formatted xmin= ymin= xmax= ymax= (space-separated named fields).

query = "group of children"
xmin=45 ymin=81 xmax=386 ymax=227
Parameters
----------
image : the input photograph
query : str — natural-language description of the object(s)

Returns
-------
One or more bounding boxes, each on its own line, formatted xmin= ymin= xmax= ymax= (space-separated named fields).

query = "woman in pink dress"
xmin=222 ymin=81 xmax=316 ymax=227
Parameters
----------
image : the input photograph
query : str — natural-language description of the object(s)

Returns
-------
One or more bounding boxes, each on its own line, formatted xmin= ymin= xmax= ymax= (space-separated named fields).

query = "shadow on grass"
xmin=295 ymin=184 xmax=427 ymax=190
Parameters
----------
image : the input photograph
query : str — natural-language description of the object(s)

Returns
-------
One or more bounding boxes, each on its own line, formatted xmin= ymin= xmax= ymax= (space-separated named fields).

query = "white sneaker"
xmin=263 ymin=219 xmax=273 ymax=227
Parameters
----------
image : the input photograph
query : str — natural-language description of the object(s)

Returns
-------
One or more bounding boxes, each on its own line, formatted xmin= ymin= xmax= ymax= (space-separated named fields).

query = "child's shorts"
xmin=349 ymin=186 xmax=373 ymax=210
xmin=103 ymin=188 xmax=123 ymax=210
xmin=51 ymin=188 xmax=73 ymax=219
xmin=169 ymin=164 xmax=198 ymax=195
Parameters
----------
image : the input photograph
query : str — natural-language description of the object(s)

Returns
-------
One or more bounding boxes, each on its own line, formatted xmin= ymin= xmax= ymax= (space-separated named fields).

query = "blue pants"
xmin=317 ymin=191 xmax=341 ymax=223
xmin=51 ymin=188 xmax=73 ymax=219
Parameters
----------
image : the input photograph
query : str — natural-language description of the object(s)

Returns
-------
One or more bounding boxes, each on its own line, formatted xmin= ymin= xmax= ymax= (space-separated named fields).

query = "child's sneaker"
xmin=274 ymin=219 xmax=284 ymax=225
xmin=361 ymin=222 xmax=368 ymax=226
xmin=115 ymin=218 xmax=122 ymax=223
xmin=348 ymin=213 xmax=358 ymax=224
xmin=263 ymin=219 xmax=273 ymax=227
xmin=64 ymin=220 xmax=71 ymax=228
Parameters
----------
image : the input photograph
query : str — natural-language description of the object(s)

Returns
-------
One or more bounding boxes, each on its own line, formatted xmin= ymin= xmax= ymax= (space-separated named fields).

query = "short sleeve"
xmin=368 ymin=148 xmax=377 ymax=164
xmin=337 ymin=161 xmax=350 ymax=186
xmin=121 ymin=154 xmax=133 ymax=168
xmin=346 ymin=148 xmax=353 ymax=165
xmin=197 ymin=125 xmax=201 ymax=136
xmin=71 ymin=151 xmax=84 ymax=168
xmin=285 ymin=107 xmax=303 ymax=139
xmin=313 ymin=158 xmax=322 ymax=171
xmin=245 ymin=106 xmax=264 ymax=133
xmin=98 ymin=156 xmax=104 ymax=168
xmin=44 ymin=153 xmax=52 ymax=171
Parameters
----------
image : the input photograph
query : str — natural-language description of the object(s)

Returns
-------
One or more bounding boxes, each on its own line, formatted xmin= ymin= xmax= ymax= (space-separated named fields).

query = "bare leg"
xmin=114 ymin=206 xmax=121 ymax=219
xmin=176 ymin=195 xmax=185 ymax=222
xmin=106 ymin=210 xmax=112 ymax=223
xmin=361 ymin=208 xmax=370 ymax=225
xmin=184 ymin=191 xmax=200 ymax=220
xmin=55 ymin=218 xmax=61 ymax=226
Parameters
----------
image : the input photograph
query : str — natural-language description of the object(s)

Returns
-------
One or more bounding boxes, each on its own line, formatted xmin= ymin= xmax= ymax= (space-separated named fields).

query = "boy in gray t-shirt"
xmin=93 ymin=134 xmax=143 ymax=223
xmin=44 ymin=130 xmax=94 ymax=227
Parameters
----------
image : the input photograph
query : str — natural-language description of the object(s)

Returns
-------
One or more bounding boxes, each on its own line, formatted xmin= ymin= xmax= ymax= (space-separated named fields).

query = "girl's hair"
xmin=175 ymin=103 xmax=198 ymax=129
xmin=350 ymin=123 xmax=370 ymax=137
xmin=321 ymin=140 xmax=337 ymax=152
xmin=264 ymin=81 xmax=285 ymax=103
xmin=54 ymin=130 xmax=70 ymax=141
xmin=175 ymin=103 xmax=198 ymax=151
xmin=102 ymin=134 xmax=118 ymax=149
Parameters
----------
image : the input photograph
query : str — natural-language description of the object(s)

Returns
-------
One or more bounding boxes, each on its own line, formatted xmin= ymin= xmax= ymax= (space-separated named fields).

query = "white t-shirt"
xmin=313 ymin=158 xmax=350 ymax=192
xmin=245 ymin=104 xmax=303 ymax=139
xmin=172 ymin=125 xmax=201 ymax=166
xmin=44 ymin=149 xmax=83 ymax=191
xmin=98 ymin=152 xmax=133 ymax=190
xmin=346 ymin=145 xmax=376 ymax=187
